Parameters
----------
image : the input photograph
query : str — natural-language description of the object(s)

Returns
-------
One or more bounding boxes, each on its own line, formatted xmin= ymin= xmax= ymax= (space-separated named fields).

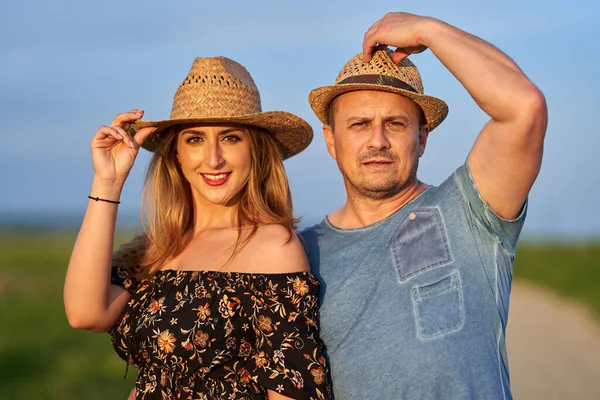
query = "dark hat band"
xmin=337 ymin=74 xmax=418 ymax=93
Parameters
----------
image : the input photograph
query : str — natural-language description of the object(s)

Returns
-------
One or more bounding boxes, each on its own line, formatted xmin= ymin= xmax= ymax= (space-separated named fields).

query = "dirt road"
xmin=507 ymin=281 xmax=600 ymax=399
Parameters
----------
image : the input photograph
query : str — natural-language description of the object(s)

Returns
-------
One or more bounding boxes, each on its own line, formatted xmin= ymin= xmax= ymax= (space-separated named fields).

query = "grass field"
xmin=0 ymin=231 xmax=137 ymax=400
xmin=514 ymin=240 xmax=600 ymax=317
xmin=1 ymin=230 xmax=599 ymax=399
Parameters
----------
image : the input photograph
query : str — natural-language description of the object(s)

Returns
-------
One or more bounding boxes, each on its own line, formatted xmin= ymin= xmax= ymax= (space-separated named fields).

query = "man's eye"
xmin=351 ymin=122 xmax=368 ymax=128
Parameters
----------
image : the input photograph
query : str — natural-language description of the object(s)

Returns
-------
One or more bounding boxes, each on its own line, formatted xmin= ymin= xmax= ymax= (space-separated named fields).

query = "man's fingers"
xmin=391 ymin=48 xmax=409 ymax=64
xmin=110 ymin=110 xmax=144 ymax=128
xmin=132 ymin=127 xmax=157 ymax=148
xmin=391 ymin=45 xmax=427 ymax=64
xmin=127 ymin=387 xmax=136 ymax=400
xmin=362 ymin=23 xmax=382 ymax=63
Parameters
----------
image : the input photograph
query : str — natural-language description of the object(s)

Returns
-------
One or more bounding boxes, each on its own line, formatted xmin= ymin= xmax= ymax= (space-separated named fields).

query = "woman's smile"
xmin=200 ymin=172 xmax=232 ymax=186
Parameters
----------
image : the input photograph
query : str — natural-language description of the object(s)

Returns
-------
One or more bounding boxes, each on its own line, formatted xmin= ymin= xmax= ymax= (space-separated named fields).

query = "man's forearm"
xmin=420 ymin=18 xmax=542 ymax=122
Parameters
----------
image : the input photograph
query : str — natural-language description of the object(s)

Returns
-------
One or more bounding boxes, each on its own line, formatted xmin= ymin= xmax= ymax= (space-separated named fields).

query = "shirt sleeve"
xmin=110 ymin=265 xmax=140 ymax=293
xmin=454 ymin=161 xmax=527 ymax=252
xmin=248 ymin=273 xmax=332 ymax=400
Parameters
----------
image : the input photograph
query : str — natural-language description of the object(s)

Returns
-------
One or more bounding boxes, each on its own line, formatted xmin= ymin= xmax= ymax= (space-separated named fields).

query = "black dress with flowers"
xmin=110 ymin=266 xmax=332 ymax=400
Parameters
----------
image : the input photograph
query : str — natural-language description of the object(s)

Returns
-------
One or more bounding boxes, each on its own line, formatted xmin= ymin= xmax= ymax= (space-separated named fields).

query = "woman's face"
xmin=176 ymin=124 xmax=252 ymax=207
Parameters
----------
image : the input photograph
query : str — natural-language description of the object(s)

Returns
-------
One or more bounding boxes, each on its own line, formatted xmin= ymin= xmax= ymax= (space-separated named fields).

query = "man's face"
xmin=324 ymin=90 xmax=429 ymax=200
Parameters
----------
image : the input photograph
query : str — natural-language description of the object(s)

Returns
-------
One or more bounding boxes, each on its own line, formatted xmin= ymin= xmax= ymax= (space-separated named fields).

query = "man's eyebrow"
xmin=344 ymin=114 xmax=411 ymax=123
xmin=346 ymin=116 xmax=372 ymax=122
xmin=382 ymin=114 xmax=411 ymax=123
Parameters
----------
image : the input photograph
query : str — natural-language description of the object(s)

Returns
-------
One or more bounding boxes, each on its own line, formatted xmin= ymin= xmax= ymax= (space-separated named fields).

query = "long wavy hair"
xmin=112 ymin=125 xmax=298 ymax=278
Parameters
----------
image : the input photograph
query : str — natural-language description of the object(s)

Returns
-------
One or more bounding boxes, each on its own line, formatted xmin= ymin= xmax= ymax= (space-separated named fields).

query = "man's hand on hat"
xmin=90 ymin=110 xmax=156 ymax=185
xmin=363 ymin=12 xmax=435 ymax=64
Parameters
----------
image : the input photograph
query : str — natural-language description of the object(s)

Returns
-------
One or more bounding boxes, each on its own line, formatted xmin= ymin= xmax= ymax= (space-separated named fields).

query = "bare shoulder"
xmin=240 ymin=224 xmax=309 ymax=274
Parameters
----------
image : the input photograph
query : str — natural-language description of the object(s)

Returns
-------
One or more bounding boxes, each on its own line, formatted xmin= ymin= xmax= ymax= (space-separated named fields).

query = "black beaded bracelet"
xmin=88 ymin=195 xmax=121 ymax=205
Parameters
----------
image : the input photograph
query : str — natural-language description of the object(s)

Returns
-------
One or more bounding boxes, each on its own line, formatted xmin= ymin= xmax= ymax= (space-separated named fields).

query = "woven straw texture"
xmin=308 ymin=47 xmax=448 ymax=130
xmin=135 ymin=57 xmax=313 ymax=159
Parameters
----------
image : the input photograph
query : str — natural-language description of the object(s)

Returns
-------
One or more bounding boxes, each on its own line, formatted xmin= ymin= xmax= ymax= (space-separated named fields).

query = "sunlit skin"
xmin=176 ymin=124 xmax=251 ymax=226
xmin=324 ymin=91 xmax=430 ymax=216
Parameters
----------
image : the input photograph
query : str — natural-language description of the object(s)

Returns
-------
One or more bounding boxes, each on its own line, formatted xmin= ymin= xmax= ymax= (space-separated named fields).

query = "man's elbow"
xmin=518 ymin=85 xmax=548 ymax=134
xmin=525 ymin=84 xmax=547 ymax=122
xmin=506 ymin=85 xmax=548 ymax=150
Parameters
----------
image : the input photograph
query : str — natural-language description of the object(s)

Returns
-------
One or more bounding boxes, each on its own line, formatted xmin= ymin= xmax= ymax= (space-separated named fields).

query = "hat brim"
xmin=133 ymin=111 xmax=313 ymax=160
xmin=309 ymin=84 xmax=449 ymax=131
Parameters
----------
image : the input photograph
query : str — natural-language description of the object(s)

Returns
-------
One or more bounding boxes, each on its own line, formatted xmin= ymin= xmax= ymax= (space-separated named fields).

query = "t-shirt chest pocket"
xmin=391 ymin=208 xmax=454 ymax=281
xmin=391 ymin=208 xmax=464 ymax=339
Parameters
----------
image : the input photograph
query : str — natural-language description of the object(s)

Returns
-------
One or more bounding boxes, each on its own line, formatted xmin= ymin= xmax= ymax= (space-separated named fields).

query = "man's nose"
xmin=367 ymin=124 xmax=391 ymax=151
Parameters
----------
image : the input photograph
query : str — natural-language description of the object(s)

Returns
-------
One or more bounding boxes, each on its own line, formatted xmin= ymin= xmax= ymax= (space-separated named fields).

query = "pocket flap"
xmin=391 ymin=208 xmax=453 ymax=282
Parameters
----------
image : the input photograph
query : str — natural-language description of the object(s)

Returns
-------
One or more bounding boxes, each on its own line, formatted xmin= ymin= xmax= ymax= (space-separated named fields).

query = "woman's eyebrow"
xmin=180 ymin=128 xmax=243 ymax=135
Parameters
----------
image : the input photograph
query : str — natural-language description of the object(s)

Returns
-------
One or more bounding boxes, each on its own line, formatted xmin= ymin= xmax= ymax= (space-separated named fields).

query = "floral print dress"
xmin=110 ymin=266 xmax=332 ymax=400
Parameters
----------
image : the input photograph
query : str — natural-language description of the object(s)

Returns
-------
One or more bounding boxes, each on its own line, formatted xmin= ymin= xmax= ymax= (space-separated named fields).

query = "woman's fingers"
xmin=93 ymin=125 xmax=123 ymax=145
xmin=132 ymin=126 xmax=157 ymax=148
xmin=110 ymin=110 xmax=144 ymax=128
xmin=111 ymin=125 xmax=136 ymax=149
xmin=107 ymin=110 xmax=157 ymax=149
xmin=93 ymin=110 xmax=156 ymax=153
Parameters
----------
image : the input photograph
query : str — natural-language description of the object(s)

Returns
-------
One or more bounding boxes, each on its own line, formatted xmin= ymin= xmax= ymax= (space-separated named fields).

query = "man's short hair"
xmin=327 ymin=97 xmax=341 ymax=128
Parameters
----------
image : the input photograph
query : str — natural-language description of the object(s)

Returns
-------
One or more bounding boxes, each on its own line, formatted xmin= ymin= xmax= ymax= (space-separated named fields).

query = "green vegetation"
xmin=0 ymin=231 xmax=137 ymax=400
xmin=514 ymin=241 xmax=600 ymax=316
xmin=0 ymin=231 xmax=598 ymax=398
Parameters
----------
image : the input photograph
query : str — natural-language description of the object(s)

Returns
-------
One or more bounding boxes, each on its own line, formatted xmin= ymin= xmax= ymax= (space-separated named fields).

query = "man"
xmin=302 ymin=12 xmax=547 ymax=399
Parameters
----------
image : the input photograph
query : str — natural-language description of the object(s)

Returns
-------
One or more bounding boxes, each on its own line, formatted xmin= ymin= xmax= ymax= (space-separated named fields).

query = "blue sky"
xmin=1 ymin=0 xmax=599 ymax=238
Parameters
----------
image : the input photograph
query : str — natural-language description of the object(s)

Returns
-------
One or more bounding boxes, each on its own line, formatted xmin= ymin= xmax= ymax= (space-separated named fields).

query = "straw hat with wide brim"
xmin=308 ymin=47 xmax=448 ymax=131
xmin=134 ymin=56 xmax=313 ymax=159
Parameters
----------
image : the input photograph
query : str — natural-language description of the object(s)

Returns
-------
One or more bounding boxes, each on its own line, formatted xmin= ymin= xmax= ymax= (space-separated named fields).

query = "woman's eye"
xmin=223 ymin=135 xmax=242 ymax=142
xmin=186 ymin=136 xmax=203 ymax=144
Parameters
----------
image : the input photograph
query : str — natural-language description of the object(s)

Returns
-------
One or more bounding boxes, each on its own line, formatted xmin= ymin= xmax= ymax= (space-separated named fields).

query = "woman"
xmin=64 ymin=56 xmax=332 ymax=400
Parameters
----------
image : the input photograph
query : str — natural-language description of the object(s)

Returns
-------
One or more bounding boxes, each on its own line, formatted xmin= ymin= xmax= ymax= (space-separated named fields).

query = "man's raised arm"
xmin=363 ymin=12 xmax=548 ymax=219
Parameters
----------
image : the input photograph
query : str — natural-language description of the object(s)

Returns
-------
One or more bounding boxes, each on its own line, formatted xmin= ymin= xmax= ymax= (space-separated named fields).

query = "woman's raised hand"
xmin=90 ymin=110 xmax=156 ymax=185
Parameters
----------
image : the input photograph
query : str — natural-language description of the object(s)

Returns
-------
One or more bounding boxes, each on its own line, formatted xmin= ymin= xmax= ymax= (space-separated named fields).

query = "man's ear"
xmin=323 ymin=124 xmax=337 ymax=160
xmin=418 ymin=124 xmax=430 ymax=157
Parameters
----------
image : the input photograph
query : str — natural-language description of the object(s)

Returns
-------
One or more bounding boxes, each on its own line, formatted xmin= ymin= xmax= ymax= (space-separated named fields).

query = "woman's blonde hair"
xmin=112 ymin=125 xmax=298 ymax=277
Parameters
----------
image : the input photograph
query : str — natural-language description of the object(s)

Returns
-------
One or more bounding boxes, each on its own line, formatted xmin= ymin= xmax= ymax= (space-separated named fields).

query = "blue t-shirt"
xmin=302 ymin=163 xmax=526 ymax=400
